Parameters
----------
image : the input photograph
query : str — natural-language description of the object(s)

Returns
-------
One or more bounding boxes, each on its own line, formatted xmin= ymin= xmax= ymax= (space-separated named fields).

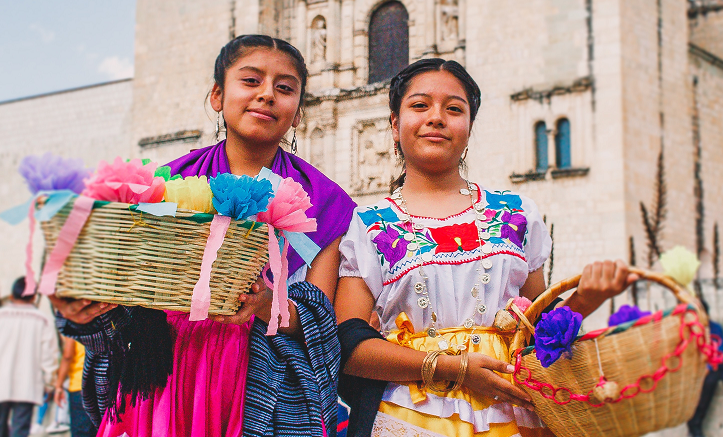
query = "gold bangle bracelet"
xmin=421 ymin=350 xmax=451 ymax=392
xmin=449 ymin=350 xmax=469 ymax=392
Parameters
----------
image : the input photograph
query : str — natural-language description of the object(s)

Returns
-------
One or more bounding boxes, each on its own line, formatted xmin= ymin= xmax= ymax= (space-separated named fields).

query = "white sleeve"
xmin=338 ymin=211 xmax=385 ymax=299
xmin=522 ymin=196 xmax=552 ymax=272
xmin=41 ymin=316 xmax=59 ymax=388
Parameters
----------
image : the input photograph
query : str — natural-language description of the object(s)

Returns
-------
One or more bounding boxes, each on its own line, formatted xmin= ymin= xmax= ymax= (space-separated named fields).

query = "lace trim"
xmin=372 ymin=412 xmax=448 ymax=437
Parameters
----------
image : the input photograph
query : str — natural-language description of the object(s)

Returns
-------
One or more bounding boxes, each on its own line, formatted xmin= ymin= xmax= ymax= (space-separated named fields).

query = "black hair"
xmin=213 ymin=34 xmax=309 ymax=102
xmin=388 ymin=58 xmax=482 ymax=193
xmin=11 ymin=277 xmax=34 ymax=301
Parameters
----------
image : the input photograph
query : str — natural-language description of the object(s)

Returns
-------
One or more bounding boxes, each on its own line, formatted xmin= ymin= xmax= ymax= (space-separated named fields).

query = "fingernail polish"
xmin=507 ymin=365 xmax=515 ymax=373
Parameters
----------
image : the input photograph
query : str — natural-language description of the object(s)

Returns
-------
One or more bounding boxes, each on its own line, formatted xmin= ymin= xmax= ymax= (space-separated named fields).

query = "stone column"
xmin=296 ymin=0 xmax=307 ymax=59
xmin=424 ymin=0 xmax=437 ymax=56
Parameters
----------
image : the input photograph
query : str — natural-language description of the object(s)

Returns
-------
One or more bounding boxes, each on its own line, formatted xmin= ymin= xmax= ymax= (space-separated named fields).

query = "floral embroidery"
xmin=429 ymin=223 xmax=479 ymax=253
xmin=372 ymin=226 xmax=409 ymax=268
xmin=485 ymin=191 xmax=523 ymax=211
xmin=499 ymin=211 xmax=527 ymax=250
xmin=360 ymin=190 xmax=530 ymax=271
xmin=358 ymin=206 xmax=399 ymax=227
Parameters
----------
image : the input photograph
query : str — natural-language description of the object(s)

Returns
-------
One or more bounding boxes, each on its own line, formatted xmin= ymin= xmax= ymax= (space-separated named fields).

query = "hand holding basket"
xmin=509 ymin=268 xmax=721 ymax=437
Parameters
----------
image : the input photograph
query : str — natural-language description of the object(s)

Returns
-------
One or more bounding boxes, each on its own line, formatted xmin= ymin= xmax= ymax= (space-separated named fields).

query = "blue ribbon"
xmin=0 ymin=190 xmax=77 ymax=225
xmin=137 ymin=202 xmax=178 ymax=217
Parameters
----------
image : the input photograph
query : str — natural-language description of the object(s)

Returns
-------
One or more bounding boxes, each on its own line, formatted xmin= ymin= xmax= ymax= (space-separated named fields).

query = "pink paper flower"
xmin=82 ymin=157 xmax=166 ymax=204
xmin=257 ymin=177 xmax=316 ymax=232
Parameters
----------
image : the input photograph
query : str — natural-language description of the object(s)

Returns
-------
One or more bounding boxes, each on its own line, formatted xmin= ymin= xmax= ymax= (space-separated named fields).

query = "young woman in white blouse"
xmin=334 ymin=58 xmax=637 ymax=437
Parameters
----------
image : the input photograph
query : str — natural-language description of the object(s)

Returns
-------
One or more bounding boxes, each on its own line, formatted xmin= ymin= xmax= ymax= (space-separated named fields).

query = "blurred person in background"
xmin=0 ymin=277 xmax=59 ymax=437
xmin=687 ymin=300 xmax=723 ymax=437
xmin=54 ymin=336 xmax=96 ymax=437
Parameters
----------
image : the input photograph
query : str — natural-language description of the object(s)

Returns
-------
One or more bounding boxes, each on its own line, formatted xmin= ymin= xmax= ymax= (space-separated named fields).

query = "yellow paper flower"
xmin=164 ymin=175 xmax=215 ymax=213
xmin=659 ymin=245 xmax=700 ymax=289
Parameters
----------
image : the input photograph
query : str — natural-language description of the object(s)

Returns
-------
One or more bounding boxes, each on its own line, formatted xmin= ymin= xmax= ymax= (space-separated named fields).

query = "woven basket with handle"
xmin=509 ymin=268 xmax=717 ymax=437
xmin=39 ymin=198 xmax=269 ymax=315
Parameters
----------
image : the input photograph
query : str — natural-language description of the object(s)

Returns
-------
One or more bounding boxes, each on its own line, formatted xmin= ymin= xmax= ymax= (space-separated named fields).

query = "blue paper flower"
xmin=18 ymin=153 xmax=92 ymax=195
xmin=209 ymin=173 xmax=273 ymax=220
xmin=534 ymin=307 xmax=582 ymax=368
xmin=608 ymin=305 xmax=651 ymax=326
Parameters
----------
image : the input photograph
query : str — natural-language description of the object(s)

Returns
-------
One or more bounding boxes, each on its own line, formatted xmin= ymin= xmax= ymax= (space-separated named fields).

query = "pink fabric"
xmin=190 ymin=215 xmax=232 ymax=321
xmin=23 ymin=201 xmax=37 ymax=296
xmin=97 ymin=312 xmax=252 ymax=437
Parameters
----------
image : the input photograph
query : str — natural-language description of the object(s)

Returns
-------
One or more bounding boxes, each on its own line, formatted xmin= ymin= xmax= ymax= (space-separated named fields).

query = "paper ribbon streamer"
xmin=0 ymin=198 xmax=33 ymax=225
xmin=190 ymin=215 xmax=232 ymax=321
xmin=266 ymin=225 xmax=291 ymax=335
xmin=137 ymin=202 xmax=178 ymax=217
xmin=23 ymin=201 xmax=37 ymax=296
xmin=38 ymin=196 xmax=95 ymax=295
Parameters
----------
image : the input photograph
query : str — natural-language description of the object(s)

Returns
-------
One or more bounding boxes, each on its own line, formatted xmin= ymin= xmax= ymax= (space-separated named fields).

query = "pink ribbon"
xmin=190 ymin=215 xmax=232 ymax=321
xmin=265 ymin=224 xmax=290 ymax=335
xmin=38 ymin=196 xmax=95 ymax=295
xmin=22 ymin=201 xmax=37 ymax=296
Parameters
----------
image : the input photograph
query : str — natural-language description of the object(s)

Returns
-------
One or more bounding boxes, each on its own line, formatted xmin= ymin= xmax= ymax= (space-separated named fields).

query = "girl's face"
xmin=391 ymin=70 xmax=472 ymax=174
xmin=210 ymin=48 xmax=302 ymax=148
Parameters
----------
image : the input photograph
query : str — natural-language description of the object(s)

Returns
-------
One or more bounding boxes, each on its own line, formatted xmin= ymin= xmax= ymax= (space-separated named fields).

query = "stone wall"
xmin=0 ymin=80 xmax=133 ymax=297
xmin=133 ymin=0 xmax=233 ymax=164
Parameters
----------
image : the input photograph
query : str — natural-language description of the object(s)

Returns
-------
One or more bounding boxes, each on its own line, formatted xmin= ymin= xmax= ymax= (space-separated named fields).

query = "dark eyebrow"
xmin=405 ymin=92 xmax=468 ymax=105
xmin=237 ymin=66 xmax=300 ymax=85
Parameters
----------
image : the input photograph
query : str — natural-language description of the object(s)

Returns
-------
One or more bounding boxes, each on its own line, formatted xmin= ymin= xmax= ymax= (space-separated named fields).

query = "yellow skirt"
xmin=372 ymin=313 xmax=554 ymax=437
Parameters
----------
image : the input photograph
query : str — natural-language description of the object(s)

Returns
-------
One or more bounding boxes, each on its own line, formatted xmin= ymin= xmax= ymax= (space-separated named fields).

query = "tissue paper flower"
xmin=257 ymin=177 xmax=317 ymax=232
xmin=659 ymin=246 xmax=701 ymax=289
xmin=534 ymin=306 xmax=583 ymax=368
xmin=154 ymin=166 xmax=183 ymax=182
xmin=209 ymin=173 xmax=273 ymax=220
xmin=164 ymin=176 xmax=215 ymax=213
xmin=18 ymin=153 xmax=92 ymax=194
xmin=82 ymin=157 xmax=166 ymax=204
xmin=608 ymin=305 xmax=651 ymax=326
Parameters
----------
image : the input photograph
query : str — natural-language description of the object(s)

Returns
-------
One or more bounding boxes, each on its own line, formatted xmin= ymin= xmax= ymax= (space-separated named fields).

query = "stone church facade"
xmin=2 ymin=0 xmax=723 ymax=320
xmin=1 ymin=0 xmax=723 ymax=433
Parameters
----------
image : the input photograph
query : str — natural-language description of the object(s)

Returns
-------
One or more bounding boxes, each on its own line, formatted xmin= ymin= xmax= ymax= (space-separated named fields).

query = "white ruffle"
xmin=382 ymin=383 xmax=546 ymax=433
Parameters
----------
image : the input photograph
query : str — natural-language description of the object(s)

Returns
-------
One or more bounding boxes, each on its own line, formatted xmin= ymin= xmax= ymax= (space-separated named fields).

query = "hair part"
xmin=213 ymin=34 xmax=309 ymax=103
xmin=388 ymin=58 xmax=482 ymax=193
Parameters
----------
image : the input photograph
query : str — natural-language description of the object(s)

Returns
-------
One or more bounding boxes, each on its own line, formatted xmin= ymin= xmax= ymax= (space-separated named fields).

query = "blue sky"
xmin=0 ymin=0 xmax=136 ymax=102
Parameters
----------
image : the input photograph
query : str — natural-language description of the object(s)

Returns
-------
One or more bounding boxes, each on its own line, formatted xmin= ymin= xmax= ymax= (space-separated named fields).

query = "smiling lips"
xmin=419 ymin=132 xmax=450 ymax=142
xmin=247 ymin=108 xmax=277 ymax=121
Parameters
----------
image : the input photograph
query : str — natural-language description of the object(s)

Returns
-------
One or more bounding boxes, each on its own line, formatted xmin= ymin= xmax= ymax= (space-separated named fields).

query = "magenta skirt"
xmin=97 ymin=311 xmax=252 ymax=437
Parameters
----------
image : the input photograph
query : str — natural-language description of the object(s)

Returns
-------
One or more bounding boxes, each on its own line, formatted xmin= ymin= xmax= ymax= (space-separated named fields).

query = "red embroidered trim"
xmin=382 ymin=250 xmax=526 ymax=285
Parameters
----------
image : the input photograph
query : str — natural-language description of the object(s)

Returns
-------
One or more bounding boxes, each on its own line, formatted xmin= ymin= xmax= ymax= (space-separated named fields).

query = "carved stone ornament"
xmin=310 ymin=16 xmax=327 ymax=63
xmin=351 ymin=118 xmax=395 ymax=194
xmin=440 ymin=0 xmax=459 ymax=43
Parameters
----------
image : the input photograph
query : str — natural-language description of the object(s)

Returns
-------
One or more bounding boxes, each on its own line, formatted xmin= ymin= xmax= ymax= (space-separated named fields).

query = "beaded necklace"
xmin=391 ymin=181 xmax=495 ymax=347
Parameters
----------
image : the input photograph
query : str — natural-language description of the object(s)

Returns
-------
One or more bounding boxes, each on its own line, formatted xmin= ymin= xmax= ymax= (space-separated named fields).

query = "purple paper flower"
xmin=18 ymin=153 xmax=92 ymax=195
xmin=535 ymin=307 xmax=583 ymax=368
xmin=500 ymin=211 xmax=527 ymax=249
xmin=373 ymin=225 xmax=409 ymax=268
xmin=608 ymin=305 xmax=651 ymax=326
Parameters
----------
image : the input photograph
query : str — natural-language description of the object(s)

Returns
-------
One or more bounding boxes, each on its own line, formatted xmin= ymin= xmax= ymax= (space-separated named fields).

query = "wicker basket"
xmin=39 ymin=198 xmax=269 ymax=315
xmin=510 ymin=268 xmax=712 ymax=437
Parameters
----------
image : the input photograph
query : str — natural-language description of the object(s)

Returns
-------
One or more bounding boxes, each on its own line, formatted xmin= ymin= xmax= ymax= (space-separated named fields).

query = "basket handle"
xmin=510 ymin=267 xmax=701 ymax=354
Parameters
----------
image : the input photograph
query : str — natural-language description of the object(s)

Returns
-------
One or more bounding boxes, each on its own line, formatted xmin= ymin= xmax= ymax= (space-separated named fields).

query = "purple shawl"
xmin=165 ymin=141 xmax=356 ymax=275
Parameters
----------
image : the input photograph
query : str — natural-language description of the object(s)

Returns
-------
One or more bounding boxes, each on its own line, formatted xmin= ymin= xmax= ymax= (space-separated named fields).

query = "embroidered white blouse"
xmin=338 ymin=184 xmax=552 ymax=432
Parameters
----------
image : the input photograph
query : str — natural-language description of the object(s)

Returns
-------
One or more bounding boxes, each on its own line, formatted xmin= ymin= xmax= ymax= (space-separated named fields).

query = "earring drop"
xmin=215 ymin=111 xmax=223 ymax=142
xmin=290 ymin=128 xmax=298 ymax=154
